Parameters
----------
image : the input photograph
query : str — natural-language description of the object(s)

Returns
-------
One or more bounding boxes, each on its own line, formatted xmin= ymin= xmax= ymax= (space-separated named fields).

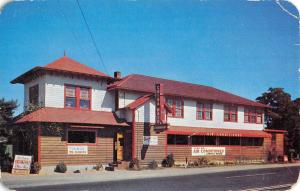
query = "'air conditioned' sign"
xmin=192 ymin=147 xmax=226 ymax=156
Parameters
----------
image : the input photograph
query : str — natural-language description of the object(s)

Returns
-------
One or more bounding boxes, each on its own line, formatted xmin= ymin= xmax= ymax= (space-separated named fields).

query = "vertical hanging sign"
xmin=155 ymin=83 xmax=166 ymax=126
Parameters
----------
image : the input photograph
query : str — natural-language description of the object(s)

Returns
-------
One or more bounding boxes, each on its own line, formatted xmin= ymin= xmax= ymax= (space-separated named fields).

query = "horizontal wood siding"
xmin=135 ymin=123 xmax=166 ymax=165
xmin=40 ymin=124 xmax=118 ymax=166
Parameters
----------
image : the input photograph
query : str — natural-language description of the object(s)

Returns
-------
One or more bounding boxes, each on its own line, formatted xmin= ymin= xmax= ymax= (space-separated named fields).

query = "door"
xmin=116 ymin=132 xmax=124 ymax=161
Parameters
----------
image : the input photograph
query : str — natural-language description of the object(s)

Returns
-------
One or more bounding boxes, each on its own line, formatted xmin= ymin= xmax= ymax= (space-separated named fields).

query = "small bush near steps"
xmin=148 ymin=160 xmax=158 ymax=169
xmin=54 ymin=161 xmax=67 ymax=173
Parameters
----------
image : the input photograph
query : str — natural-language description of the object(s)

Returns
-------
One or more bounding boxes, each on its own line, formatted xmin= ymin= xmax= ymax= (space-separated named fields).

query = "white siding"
xmin=43 ymin=74 xmax=114 ymax=111
xmin=118 ymin=90 xmax=145 ymax=109
xmin=125 ymin=96 xmax=264 ymax=131
xmin=24 ymin=76 xmax=46 ymax=110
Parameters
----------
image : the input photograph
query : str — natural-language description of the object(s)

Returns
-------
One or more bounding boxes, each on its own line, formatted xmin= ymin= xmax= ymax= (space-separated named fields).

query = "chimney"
xmin=114 ymin=71 xmax=121 ymax=79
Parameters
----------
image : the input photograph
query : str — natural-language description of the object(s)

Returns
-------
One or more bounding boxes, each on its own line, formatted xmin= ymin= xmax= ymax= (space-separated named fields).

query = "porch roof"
xmin=15 ymin=107 xmax=129 ymax=126
xmin=168 ymin=126 xmax=271 ymax=138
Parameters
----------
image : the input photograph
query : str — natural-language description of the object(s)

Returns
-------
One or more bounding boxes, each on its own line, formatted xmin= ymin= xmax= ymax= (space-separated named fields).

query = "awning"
xmin=168 ymin=126 xmax=271 ymax=138
xmin=15 ymin=107 xmax=129 ymax=126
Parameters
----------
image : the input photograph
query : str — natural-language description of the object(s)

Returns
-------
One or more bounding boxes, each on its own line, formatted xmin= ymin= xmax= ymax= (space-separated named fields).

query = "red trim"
xmin=37 ymin=126 xmax=41 ymax=163
xmin=64 ymin=84 xmax=92 ymax=110
xmin=263 ymin=129 xmax=287 ymax=133
xmin=196 ymin=102 xmax=213 ymax=121
xmin=132 ymin=109 xmax=136 ymax=159
xmin=66 ymin=128 xmax=98 ymax=146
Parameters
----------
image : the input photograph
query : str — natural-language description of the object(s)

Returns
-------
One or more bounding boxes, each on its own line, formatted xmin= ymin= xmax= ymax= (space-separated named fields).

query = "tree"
xmin=0 ymin=98 xmax=18 ymax=135
xmin=256 ymin=88 xmax=300 ymax=155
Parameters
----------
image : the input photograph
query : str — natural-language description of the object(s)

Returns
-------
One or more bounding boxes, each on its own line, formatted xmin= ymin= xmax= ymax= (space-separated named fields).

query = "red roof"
xmin=11 ymin=56 xmax=112 ymax=84
xmin=168 ymin=126 xmax=271 ymax=138
xmin=126 ymin=94 xmax=153 ymax=110
xmin=108 ymin=74 xmax=269 ymax=108
xmin=15 ymin=107 xmax=128 ymax=126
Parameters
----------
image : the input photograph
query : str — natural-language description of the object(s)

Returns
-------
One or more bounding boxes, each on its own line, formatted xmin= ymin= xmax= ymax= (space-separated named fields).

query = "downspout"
xmin=132 ymin=109 xmax=136 ymax=159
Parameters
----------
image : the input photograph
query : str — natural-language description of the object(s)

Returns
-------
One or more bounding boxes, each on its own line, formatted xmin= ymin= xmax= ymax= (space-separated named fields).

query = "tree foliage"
xmin=256 ymin=88 xmax=300 ymax=154
xmin=0 ymin=98 xmax=18 ymax=130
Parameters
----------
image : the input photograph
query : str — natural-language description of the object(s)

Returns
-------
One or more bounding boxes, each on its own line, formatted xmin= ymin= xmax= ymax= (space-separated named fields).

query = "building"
xmin=11 ymin=56 xmax=285 ymax=171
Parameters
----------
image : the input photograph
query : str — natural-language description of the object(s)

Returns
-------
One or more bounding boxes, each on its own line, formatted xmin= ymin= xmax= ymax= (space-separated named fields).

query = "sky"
xmin=0 ymin=0 xmax=299 ymax=115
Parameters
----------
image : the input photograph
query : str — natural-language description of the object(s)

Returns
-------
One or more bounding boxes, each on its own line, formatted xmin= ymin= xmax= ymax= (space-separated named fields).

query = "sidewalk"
xmin=1 ymin=163 xmax=300 ymax=189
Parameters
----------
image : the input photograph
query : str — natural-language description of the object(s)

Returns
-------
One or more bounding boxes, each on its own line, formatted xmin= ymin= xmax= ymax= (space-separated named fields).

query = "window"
xmin=68 ymin=130 xmax=96 ymax=144
xmin=241 ymin=137 xmax=263 ymax=146
xmin=65 ymin=85 xmax=91 ymax=109
xmin=205 ymin=136 xmax=217 ymax=145
xmin=196 ymin=102 xmax=212 ymax=120
xmin=65 ymin=86 xmax=76 ymax=108
xmin=167 ymin=135 xmax=189 ymax=145
xmin=244 ymin=107 xmax=263 ymax=124
xmin=219 ymin=137 xmax=230 ymax=145
xmin=166 ymin=97 xmax=184 ymax=118
xmin=29 ymin=85 xmax=39 ymax=106
xmin=224 ymin=105 xmax=238 ymax=122
xmin=191 ymin=136 xmax=205 ymax=145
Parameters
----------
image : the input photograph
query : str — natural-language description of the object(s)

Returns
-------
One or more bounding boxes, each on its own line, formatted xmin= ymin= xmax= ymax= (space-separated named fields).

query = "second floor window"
xmin=244 ymin=107 xmax=263 ymax=124
xmin=166 ymin=97 xmax=184 ymax=118
xmin=224 ymin=105 xmax=238 ymax=122
xmin=29 ymin=84 xmax=39 ymax=106
xmin=196 ymin=102 xmax=212 ymax=120
xmin=65 ymin=85 xmax=91 ymax=109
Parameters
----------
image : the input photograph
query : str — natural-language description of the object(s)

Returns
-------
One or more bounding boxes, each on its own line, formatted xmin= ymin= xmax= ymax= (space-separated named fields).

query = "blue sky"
xmin=0 ymin=0 xmax=299 ymax=114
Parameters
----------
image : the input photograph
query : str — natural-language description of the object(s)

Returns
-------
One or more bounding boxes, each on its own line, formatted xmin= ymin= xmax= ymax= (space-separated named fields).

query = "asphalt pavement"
xmin=2 ymin=164 xmax=299 ymax=191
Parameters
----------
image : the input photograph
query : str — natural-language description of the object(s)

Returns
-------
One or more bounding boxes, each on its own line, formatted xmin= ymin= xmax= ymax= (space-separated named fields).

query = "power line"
xmin=75 ymin=0 xmax=109 ymax=74
xmin=57 ymin=0 xmax=89 ymax=59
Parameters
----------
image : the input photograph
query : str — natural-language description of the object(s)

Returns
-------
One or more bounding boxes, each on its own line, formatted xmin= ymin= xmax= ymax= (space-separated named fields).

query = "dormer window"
xmin=65 ymin=85 xmax=91 ymax=110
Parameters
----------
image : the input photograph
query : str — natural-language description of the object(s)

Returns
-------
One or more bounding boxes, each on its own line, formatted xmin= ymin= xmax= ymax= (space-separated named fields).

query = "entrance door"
xmin=116 ymin=132 xmax=124 ymax=161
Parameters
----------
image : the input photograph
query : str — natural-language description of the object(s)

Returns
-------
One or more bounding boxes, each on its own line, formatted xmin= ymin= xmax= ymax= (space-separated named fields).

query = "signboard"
xmin=192 ymin=147 xmax=226 ymax=156
xmin=13 ymin=155 xmax=32 ymax=170
xmin=155 ymin=83 xmax=166 ymax=125
xmin=143 ymin=136 xmax=158 ymax=145
xmin=68 ymin=145 xmax=88 ymax=155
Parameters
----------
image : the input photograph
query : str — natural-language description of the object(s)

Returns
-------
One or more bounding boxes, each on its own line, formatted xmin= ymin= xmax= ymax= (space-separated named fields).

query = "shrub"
xmin=148 ymin=160 xmax=158 ymax=169
xmin=162 ymin=153 xmax=175 ymax=167
xmin=95 ymin=163 xmax=103 ymax=171
xmin=198 ymin=157 xmax=208 ymax=166
xmin=55 ymin=161 xmax=67 ymax=173
xmin=129 ymin=158 xmax=140 ymax=170
xmin=30 ymin=162 xmax=41 ymax=174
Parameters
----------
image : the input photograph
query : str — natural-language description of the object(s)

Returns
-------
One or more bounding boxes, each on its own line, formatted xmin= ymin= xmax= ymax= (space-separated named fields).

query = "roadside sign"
xmin=12 ymin=155 xmax=32 ymax=175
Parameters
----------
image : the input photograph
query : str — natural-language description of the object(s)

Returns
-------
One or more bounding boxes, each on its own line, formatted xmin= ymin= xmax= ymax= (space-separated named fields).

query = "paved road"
xmin=8 ymin=166 xmax=299 ymax=191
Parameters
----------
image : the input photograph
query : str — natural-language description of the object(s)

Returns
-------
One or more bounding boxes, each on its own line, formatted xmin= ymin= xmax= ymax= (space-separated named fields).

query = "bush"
xmin=198 ymin=157 xmax=208 ymax=166
xmin=30 ymin=162 xmax=41 ymax=174
xmin=129 ymin=158 xmax=140 ymax=170
xmin=95 ymin=163 xmax=103 ymax=171
xmin=162 ymin=153 xmax=175 ymax=167
xmin=55 ymin=161 xmax=67 ymax=173
xmin=148 ymin=160 xmax=158 ymax=169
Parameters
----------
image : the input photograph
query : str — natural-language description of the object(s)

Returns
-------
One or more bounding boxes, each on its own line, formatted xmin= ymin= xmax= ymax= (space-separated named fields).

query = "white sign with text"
xmin=13 ymin=155 xmax=32 ymax=170
xmin=143 ymin=136 xmax=158 ymax=145
xmin=192 ymin=147 xmax=226 ymax=156
xmin=68 ymin=145 xmax=88 ymax=155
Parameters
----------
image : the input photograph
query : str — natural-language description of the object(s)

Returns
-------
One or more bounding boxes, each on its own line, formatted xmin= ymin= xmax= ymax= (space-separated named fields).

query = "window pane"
xmin=68 ymin=131 xmax=96 ymax=143
xmin=66 ymin=97 xmax=76 ymax=108
xmin=244 ymin=115 xmax=249 ymax=123
xmin=206 ymin=111 xmax=212 ymax=120
xmin=205 ymin=136 xmax=217 ymax=145
xmin=219 ymin=137 xmax=230 ymax=145
xmin=197 ymin=111 xmax=204 ymax=120
xmin=80 ymin=88 xmax=89 ymax=100
xmin=231 ymin=114 xmax=237 ymax=122
xmin=175 ymin=135 xmax=188 ymax=145
xmin=167 ymin=135 xmax=176 ymax=145
xmin=192 ymin=136 xmax=205 ymax=145
xmin=241 ymin=137 xmax=253 ymax=146
xmin=80 ymin=100 xmax=90 ymax=109
xmin=29 ymin=85 xmax=39 ymax=105
xmin=253 ymin=138 xmax=263 ymax=146
xmin=66 ymin=87 xmax=76 ymax=97
xmin=224 ymin=113 xmax=230 ymax=121
xmin=230 ymin=137 xmax=241 ymax=145
xmin=175 ymin=108 xmax=182 ymax=117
